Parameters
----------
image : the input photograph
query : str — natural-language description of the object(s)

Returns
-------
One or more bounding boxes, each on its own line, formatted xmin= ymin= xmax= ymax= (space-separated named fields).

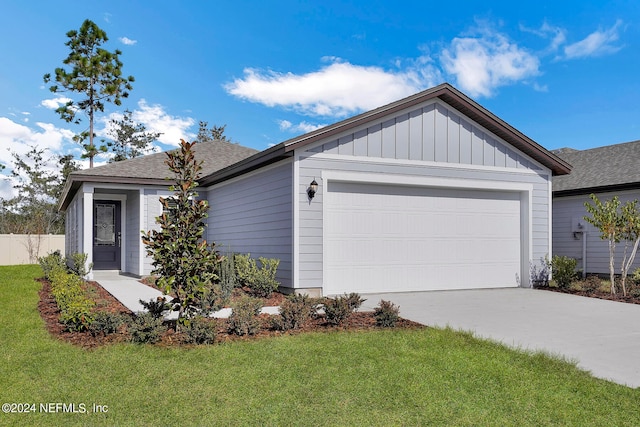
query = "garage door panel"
xmin=325 ymin=182 xmax=521 ymax=294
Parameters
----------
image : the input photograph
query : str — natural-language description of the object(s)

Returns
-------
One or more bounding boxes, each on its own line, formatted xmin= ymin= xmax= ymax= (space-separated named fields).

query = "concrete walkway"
xmin=362 ymin=288 xmax=640 ymax=388
xmin=92 ymin=271 xmax=279 ymax=319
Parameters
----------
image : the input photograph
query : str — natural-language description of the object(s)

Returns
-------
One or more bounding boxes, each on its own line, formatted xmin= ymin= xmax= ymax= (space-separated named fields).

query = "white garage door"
xmin=324 ymin=181 xmax=522 ymax=295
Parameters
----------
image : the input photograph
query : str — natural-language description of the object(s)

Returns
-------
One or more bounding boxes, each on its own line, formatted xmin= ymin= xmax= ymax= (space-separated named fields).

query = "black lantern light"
xmin=307 ymin=179 xmax=318 ymax=200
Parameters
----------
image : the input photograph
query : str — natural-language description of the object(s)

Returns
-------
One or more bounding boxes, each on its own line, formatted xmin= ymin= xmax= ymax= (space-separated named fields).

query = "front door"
xmin=93 ymin=200 xmax=122 ymax=270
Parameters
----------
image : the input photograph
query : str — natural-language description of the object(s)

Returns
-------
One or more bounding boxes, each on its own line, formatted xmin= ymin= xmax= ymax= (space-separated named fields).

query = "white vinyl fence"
xmin=0 ymin=234 xmax=65 ymax=265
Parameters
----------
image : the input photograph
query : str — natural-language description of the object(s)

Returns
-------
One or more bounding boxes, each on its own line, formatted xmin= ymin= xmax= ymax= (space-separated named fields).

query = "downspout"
xmin=582 ymin=231 xmax=587 ymax=278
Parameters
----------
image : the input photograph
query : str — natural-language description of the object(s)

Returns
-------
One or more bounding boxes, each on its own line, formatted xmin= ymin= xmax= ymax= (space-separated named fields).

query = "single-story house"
xmin=59 ymin=83 xmax=571 ymax=296
xmin=552 ymin=141 xmax=640 ymax=275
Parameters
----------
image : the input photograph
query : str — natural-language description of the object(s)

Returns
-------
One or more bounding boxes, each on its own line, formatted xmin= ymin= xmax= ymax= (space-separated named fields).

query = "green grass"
xmin=1 ymin=265 xmax=639 ymax=426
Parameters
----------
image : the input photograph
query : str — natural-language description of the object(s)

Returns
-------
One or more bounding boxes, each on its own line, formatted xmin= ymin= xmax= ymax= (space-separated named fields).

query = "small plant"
xmin=275 ymin=294 xmax=316 ymax=331
xmin=183 ymin=316 xmax=217 ymax=345
xmin=140 ymin=297 xmax=172 ymax=319
xmin=234 ymin=253 xmax=280 ymax=298
xmin=128 ymin=312 xmax=166 ymax=344
xmin=344 ymin=292 xmax=366 ymax=311
xmin=59 ymin=298 xmax=95 ymax=332
xmin=228 ymin=295 xmax=263 ymax=336
xmin=39 ymin=250 xmax=67 ymax=280
xmin=581 ymin=276 xmax=603 ymax=294
xmin=374 ymin=300 xmax=400 ymax=327
xmin=89 ymin=311 xmax=126 ymax=337
xmin=323 ymin=296 xmax=352 ymax=326
xmin=67 ymin=252 xmax=93 ymax=278
xmin=551 ymin=255 xmax=578 ymax=289
xmin=530 ymin=256 xmax=551 ymax=288
xmin=217 ymin=253 xmax=238 ymax=298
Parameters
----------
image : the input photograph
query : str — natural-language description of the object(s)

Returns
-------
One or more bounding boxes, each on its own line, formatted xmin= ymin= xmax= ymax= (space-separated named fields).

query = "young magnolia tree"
xmin=584 ymin=194 xmax=640 ymax=296
xmin=142 ymin=140 xmax=221 ymax=329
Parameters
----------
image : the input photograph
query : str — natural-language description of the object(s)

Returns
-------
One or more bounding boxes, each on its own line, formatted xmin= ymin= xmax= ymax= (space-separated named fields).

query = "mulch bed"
xmin=540 ymin=285 xmax=640 ymax=305
xmin=38 ymin=279 xmax=424 ymax=349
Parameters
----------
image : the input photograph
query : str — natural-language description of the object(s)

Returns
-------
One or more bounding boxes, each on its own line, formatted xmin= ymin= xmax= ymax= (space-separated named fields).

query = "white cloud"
xmin=119 ymin=37 xmax=137 ymax=46
xmin=41 ymin=97 xmax=72 ymax=110
xmin=563 ymin=20 xmax=623 ymax=59
xmin=440 ymin=29 xmax=540 ymax=97
xmin=278 ymin=119 xmax=325 ymax=134
xmin=0 ymin=117 xmax=75 ymax=199
xmin=131 ymin=99 xmax=195 ymax=145
xmin=225 ymin=60 xmax=440 ymax=118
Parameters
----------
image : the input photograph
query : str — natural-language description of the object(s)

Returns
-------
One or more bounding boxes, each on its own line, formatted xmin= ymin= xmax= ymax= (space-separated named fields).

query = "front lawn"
xmin=1 ymin=265 xmax=638 ymax=426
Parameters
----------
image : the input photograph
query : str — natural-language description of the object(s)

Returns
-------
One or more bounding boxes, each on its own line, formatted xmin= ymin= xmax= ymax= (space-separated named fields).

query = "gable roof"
xmin=199 ymin=83 xmax=571 ymax=187
xmin=553 ymin=140 xmax=640 ymax=196
xmin=59 ymin=141 xmax=258 ymax=210
xmin=59 ymin=83 xmax=571 ymax=210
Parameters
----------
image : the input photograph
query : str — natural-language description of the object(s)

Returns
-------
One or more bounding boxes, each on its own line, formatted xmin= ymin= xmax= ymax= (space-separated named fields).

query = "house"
xmin=552 ymin=140 xmax=640 ymax=275
xmin=59 ymin=83 xmax=571 ymax=296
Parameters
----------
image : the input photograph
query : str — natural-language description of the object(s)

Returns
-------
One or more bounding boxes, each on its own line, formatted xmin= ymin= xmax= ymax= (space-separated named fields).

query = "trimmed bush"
xmin=183 ymin=316 xmax=217 ymax=345
xmin=323 ymin=293 xmax=365 ymax=326
xmin=551 ymin=255 xmax=578 ymax=289
xmin=89 ymin=311 xmax=126 ymax=337
xmin=140 ymin=297 xmax=172 ymax=319
xmin=228 ymin=295 xmax=262 ymax=336
xmin=234 ymin=253 xmax=280 ymax=298
xmin=374 ymin=300 xmax=400 ymax=327
xmin=128 ymin=312 xmax=166 ymax=344
xmin=39 ymin=250 xmax=67 ymax=280
xmin=344 ymin=292 xmax=366 ymax=311
xmin=59 ymin=298 xmax=95 ymax=332
xmin=67 ymin=252 xmax=93 ymax=278
xmin=275 ymin=294 xmax=316 ymax=331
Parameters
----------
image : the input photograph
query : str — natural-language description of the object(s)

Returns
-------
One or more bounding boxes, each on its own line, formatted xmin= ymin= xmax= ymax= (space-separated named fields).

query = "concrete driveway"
xmin=361 ymin=288 xmax=640 ymax=388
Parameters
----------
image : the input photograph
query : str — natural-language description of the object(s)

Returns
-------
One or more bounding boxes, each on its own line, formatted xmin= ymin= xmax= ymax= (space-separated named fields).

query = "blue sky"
xmin=0 ymin=1 xmax=637 ymax=197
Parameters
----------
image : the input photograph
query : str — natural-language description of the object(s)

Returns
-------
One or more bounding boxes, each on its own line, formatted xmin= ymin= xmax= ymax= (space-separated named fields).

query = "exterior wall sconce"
xmin=307 ymin=179 xmax=318 ymax=200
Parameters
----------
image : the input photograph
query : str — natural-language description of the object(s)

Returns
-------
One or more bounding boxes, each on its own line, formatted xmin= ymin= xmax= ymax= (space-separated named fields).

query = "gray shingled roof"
xmin=75 ymin=140 xmax=258 ymax=180
xmin=59 ymin=140 xmax=258 ymax=210
xmin=553 ymin=140 xmax=640 ymax=194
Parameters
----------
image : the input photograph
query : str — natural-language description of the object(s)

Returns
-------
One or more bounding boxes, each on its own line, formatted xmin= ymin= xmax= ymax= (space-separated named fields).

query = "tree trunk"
xmin=609 ymin=238 xmax=616 ymax=295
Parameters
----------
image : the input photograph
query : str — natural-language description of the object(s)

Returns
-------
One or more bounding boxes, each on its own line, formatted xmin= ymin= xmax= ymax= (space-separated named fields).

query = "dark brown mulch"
xmin=38 ymin=280 xmax=424 ymax=349
xmin=538 ymin=285 xmax=640 ymax=305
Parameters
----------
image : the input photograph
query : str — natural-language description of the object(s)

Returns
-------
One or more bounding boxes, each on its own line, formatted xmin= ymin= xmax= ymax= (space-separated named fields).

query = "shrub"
xmin=551 ymin=255 xmax=578 ymax=289
xmin=228 ymin=295 xmax=262 ymax=336
xmin=323 ymin=296 xmax=352 ymax=326
xmin=217 ymin=253 xmax=238 ymax=298
xmin=344 ymin=292 xmax=366 ymax=311
xmin=234 ymin=253 xmax=280 ymax=298
xmin=59 ymin=298 xmax=95 ymax=332
xmin=128 ymin=312 xmax=166 ymax=344
xmin=374 ymin=300 xmax=400 ymax=327
xmin=530 ymin=256 xmax=551 ymax=288
xmin=275 ymin=294 xmax=316 ymax=331
xmin=39 ymin=250 xmax=67 ymax=280
xmin=89 ymin=311 xmax=126 ymax=337
xmin=581 ymin=276 xmax=603 ymax=294
xmin=67 ymin=252 xmax=93 ymax=278
xmin=140 ymin=297 xmax=172 ymax=319
xmin=183 ymin=316 xmax=217 ymax=345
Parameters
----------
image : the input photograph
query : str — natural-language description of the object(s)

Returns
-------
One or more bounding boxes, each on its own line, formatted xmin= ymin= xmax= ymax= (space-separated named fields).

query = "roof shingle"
xmin=553 ymin=140 xmax=640 ymax=194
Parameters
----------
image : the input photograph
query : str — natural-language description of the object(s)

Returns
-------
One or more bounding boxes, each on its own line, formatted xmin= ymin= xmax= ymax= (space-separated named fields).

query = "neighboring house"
xmin=553 ymin=140 xmax=640 ymax=275
xmin=59 ymin=83 xmax=570 ymax=296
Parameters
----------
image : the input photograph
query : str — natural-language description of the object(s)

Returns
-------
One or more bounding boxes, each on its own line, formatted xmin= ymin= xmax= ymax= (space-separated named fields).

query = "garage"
xmin=324 ymin=181 xmax=523 ymax=294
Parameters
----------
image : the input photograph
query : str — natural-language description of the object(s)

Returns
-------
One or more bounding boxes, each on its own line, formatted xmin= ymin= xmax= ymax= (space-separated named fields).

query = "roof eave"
xmin=553 ymin=182 xmax=640 ymax=198
xmin=58 ymin=174 xmax=171 ymax=211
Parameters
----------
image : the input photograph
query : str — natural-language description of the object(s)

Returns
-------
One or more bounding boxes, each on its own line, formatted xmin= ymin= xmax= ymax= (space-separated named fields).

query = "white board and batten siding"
xmin=297 ymin=99 xmax=552 ymax=295
xmin=553 ymin=190 xmax=640 ymax=274
xmin=208 ymin=161 xmax=294 ymax=288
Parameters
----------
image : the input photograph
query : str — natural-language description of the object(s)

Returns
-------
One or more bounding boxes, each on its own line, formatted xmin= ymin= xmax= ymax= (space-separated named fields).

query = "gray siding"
xmin=141 ymin=188 xmax=174 ymax=275
xmin=311 ymin=100 xmax=541 ymax=171
xmin=553 ymin=190 xmax=640 ymax=274
xmin=298 ymin=98 xmax=551 ymax=291
xmin=65 ymin=192 xmax=82 ymax=256
xmin=208 ymin=161 xmax=293 ymax=288
xmin=124 ymin=190 xmax=140 ymax=275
